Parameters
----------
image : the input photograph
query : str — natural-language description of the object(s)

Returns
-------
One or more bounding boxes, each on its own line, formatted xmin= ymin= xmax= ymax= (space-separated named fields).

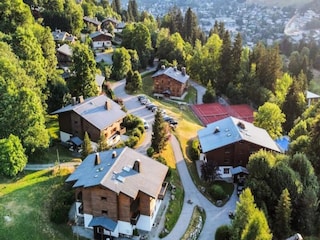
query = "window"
xmin=101 ymin=196 xmax=107 ymax=201
xmin=97 ymin=227 xmax=104 ymax=234
xmin=102 ymin=210 xmax=108 ymax=215
xmin=223 ymin=168 xmax=230 ymax=174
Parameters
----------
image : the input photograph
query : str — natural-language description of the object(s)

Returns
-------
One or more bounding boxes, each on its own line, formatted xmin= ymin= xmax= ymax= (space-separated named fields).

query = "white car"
xmin=141 ymin=119 xmax=149 ymax=129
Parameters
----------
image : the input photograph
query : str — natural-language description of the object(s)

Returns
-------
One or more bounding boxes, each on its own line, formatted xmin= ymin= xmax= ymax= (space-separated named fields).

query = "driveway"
xmin=112 ymin=79 xmax=237 ymax=239
xmin=189 ymin=79 xmax=206 ymax=104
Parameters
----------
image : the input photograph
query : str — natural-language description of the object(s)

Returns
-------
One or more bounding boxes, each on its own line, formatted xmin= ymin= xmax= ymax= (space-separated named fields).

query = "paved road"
xmin=112 ymin=79 xmax=237 ymax=239
xmin=189 ymin=79 xmax=206 ymax=104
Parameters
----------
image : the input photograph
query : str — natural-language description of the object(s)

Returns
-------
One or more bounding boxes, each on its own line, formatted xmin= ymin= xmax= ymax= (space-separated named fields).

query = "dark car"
xmin=146 ymin=104 xmax=156 ymax=110
xmin=168 ymin=119 xmax=178 ymax=125
xmin=237 ymin=184 xmax=245 ymax=196
xmin=137 ymin=95 xmax=146 ymax=101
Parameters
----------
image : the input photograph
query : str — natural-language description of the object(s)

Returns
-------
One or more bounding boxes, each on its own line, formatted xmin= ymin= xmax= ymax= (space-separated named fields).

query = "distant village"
xmin=126 ymin=0 xmax=320 ymax=47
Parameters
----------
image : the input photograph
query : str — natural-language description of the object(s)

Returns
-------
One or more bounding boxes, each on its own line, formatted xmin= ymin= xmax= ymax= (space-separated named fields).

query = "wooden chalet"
xmin=51 ymin=95 xmax=126 ymax=144
xmin=89 ymin=31 xmax=113 ymax=50
xmin=152 ymin=66 xmax=189 ymax=98
xmin=197 ymin=116 xmax=281 ymax=178
xmin=66 ymin=147 xmax=168 ymax=239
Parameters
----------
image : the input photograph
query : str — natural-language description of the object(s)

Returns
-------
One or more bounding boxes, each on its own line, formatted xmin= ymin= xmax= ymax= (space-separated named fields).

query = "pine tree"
xmin=217 ymin=30 xmax=232 ymax=95
xmin=151 ymin=109 xmax=167 ymax=153
xmin=82 ymin=132 xmax=93 ymax=159
xmin=232 ymin=32 xmax=243 ymax=80
xmin=97 ymin=133 xmax=109 ymax=152
xmin=132 ymin=70 xmax=142 ymax=91
xmin=274 ymin=189 xmax=292 ymax=239
xmin=127 ymin=0 xmax=139 ymax=22
xmin=111 ymin=0 xmax=121 ymax=15
xmin=183 ymin=7 xmax=198 ymax=45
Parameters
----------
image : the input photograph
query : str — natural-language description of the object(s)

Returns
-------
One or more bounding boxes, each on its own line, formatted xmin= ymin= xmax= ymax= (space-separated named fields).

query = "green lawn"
xmin=0 ymin=169 xmax=86 ymax=240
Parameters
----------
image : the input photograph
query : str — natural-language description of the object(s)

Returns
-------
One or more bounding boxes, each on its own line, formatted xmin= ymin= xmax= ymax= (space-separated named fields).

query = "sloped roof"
xmin=57 ymin=44 xmax=72 ymax=57
xmin=83 ymin=16 xmax=101 ymax=26
xmin=198 ymin=116 xmax=281 ymax=153
xmin=89 ymin=216 xmax=117 ymax=231
xmin=89 ymin=30 xmax=113 ymax=39
xmin=51 ymin=95 xmax=126 ymax=130
xmin=66 ymin=147 xmax=168 ymax=199
xmin=95 ymin=74 xmax=105 ymax=87
xmin=306 ymin=90 xmax=320 ymax=99
xmin=152 ymin=67 xmax=189 ymax=84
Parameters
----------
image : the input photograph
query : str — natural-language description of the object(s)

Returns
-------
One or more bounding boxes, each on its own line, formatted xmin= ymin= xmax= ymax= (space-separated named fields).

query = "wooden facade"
xmin=57 ymin=111 xmax=123 ymax=142
xmin=153 ymin=74 xmax=187 ymax=97
xmin=203 ymin=140 xmax=262 ymax=167
xmin=75 ymin=186 xmax=154 ymax=224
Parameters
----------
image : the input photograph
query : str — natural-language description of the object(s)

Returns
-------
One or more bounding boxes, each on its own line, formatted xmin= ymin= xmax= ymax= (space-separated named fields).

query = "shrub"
xmin=147 ymin=147 xmax=154 ymax=157
xmin=125 ymin=136 xmax=139 ymax=148
xmin=209 ymin=184 xmax=227 ymax=200
xmin=215 ymin=225 xmax=232 ymax=240
xmin=132 ymin=129 xmax=142 ymax=138
xmin=189 ymin=139 xmax=200 ymax=161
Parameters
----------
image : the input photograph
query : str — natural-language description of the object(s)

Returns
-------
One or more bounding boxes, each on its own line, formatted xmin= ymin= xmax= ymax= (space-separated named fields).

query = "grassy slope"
xmin=0 ymin=170 xmax=78 ymax=240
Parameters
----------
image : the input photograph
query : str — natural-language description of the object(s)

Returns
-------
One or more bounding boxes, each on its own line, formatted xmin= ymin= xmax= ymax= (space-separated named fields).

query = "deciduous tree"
xmin=0 ymin=134 xmax=27 ymax=177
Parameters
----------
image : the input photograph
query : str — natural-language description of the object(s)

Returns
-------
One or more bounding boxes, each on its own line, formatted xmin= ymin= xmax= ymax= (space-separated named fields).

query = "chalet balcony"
xmin=130 ymin=211 xmax=140 ymax=225
xmin=158 ymin=181 xmax=168 ymax=200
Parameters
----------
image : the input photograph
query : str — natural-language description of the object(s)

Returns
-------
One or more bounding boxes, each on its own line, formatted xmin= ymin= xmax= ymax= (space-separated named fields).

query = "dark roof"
xmin=88 ymin=216 xmax=117 ymax=231
xmin=152 ymin=67 xmax=189 ymax=84
xmin=198 ymin=116 xmax=281 ymax=153
xmin=83 ymin=16 xmax=101 ymax=26
xmin=89 ymin=30 xmax=113 ymax=40
xmin=66 ymin=147 xmax=168 ymax=199
xmin=51 ymin=95 xmax=126 ymax=130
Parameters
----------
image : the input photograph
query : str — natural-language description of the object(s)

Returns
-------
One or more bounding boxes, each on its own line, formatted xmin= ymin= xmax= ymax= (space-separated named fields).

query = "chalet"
xmin=197 ymin=116 xmax=281 ymax=179
xmin=66 ymin=147 xmax=168 ymax=239
xmin=152 ymin=66 xmax=189 ymax=99
xmin=56 ymin=44 xmax=73 ymax=66
xmin=89 ymin=31 xmax=113 ymax=50
xmin=51 ymin=94 xmax=126 ymax=144
xmin=101 ymin=17 xmax=126 ymax=33
xmin=83 ymin=16 xmax=101 ymax=31
xmin=52 ymin=29 xmax=77 ymax=43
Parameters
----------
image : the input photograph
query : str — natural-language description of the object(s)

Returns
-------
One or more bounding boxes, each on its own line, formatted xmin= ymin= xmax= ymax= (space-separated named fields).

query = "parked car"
xmin=141 ymin=98 xmax=150 ymax=105
xmin=137 ymin=95 xmax=146 ymax=102
xmin=146 ymin=104 xmax=156 ymax=110
xmin=168 ymin=119 xmax=178 ymax=125
xmin=141 ymin=118 xmax=149 ymax=129
xmin=151 ymin=106 xmax=158 ymax=112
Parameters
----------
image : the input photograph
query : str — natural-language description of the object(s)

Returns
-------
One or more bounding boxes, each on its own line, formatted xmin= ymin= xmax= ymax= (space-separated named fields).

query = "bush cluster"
xmin=209 ymin=184 xmax=227 ymax=201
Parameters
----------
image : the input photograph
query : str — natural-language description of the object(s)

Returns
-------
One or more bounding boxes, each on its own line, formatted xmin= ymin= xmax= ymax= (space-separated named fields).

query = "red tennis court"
xmin=191 ymin=103 xmax=254 ymax=126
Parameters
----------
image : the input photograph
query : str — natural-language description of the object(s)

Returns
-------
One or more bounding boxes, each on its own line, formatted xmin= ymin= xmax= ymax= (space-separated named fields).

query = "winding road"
xmin=112 ymin=77 xmax=237 ymax=239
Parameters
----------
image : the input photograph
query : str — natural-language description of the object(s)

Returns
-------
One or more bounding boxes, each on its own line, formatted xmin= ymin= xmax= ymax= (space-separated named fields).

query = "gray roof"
xmin=51 ymin=95 xmax=126 ymax=130
xmin=89 ymin=216 xmax=117 ymax=231
xmin=57 ymin=44 xmax=73 ymax=57
xmin=89 ymin=31 xmax=113 ymax=40
xmin=152 ymin=67 xmax=189 ymax=84
xmin=95 ymin=74 xmax=105 ymax=87
xmin=66 ymin=147 xmax=168 ymax=199
xmin=198 ymin=116 xmax=281 ymax=153
xmin=83 ymin=16 xmax=101 ymax=26
xmin=52 ymin=30 xmax=76 ymax=42
xmin=306 ymin=90 xmax=320 ymax=99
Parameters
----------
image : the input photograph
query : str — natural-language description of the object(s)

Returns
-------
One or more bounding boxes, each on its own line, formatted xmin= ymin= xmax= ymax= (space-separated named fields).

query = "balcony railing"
xmin=130 ymin=211 xmax=140 ymax=225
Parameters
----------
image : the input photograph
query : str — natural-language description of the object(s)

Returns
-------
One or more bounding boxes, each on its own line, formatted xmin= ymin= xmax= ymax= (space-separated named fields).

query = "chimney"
xmin=181 ymin=67 xmax=186 ymax=76
xmin=237 ymin=121 xmax=245 ymax=129
xmin=105 ymin=100 xmax=111 ymax=110
xmin=112 ymin=150 xmax=117 ymax=158
xmin=78 ymin=95 xmax=84 ymax=103
xmin=161 ymin=65 xmax=165 ymax=70
xmin=95 ymin=152 xmax=101 ymax=165
xmin=71 ymin=97 xmax=77 ymax=106
xmin=133 ymin=159 xmax=140 ymax=173
xmin=173 ymin=66 xmax=177 ymax=71
xmin=213 ymin=126 xmax=220 ymax=134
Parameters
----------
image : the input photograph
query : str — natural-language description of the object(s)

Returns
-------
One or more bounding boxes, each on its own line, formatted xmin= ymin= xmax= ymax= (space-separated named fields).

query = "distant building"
xmin=52 ymin=29 xmax=77 ymax=43
xmin=152 ymin=66 xmax=189 ymax=99
xmin=306 ymin=90 xmax=320 ymax=107
xmin=198 ymin=116 xmax=281 ymax=178
xmin=56 ymin=44 xmax=73 ymax=66
xmin=66 ymin=147 xmax=168 ymax=239
xmin=83 ymin=16 xmax=101 ymax=31
xmin=89 ymin=31 xmax=113 ymax=50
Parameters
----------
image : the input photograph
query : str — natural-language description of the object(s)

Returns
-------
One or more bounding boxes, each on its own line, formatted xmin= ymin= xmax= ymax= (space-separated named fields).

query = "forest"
xmin=1 ymin=0 xmax=320 ymax=239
